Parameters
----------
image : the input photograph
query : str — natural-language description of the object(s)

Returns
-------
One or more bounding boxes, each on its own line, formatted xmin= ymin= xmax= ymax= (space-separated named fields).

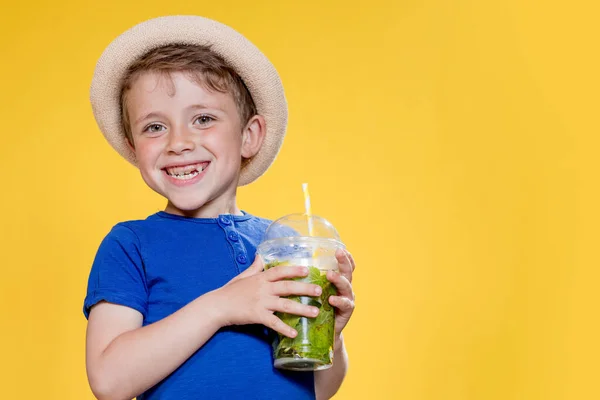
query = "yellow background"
xmin=1 ymin=0 xmax=598 ymax=399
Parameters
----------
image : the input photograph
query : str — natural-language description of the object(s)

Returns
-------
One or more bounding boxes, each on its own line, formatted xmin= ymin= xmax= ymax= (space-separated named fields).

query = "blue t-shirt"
xmin=84 ymin=211 xmax=315 ymax=400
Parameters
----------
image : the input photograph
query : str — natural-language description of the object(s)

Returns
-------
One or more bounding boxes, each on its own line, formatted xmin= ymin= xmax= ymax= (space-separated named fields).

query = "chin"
xmin=167 ymin=196 xmax=209 ymax=212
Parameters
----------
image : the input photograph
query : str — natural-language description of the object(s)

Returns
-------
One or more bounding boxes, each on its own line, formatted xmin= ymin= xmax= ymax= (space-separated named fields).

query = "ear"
xmin=241 ymin=115 xmax=266 ymax=158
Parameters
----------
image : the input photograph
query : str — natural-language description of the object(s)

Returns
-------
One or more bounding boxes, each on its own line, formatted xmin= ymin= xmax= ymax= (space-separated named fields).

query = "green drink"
xmin=258 ymin=214 xmax=344 ymax=371
xmin=265 ymin=262 xmax=338 ymax=370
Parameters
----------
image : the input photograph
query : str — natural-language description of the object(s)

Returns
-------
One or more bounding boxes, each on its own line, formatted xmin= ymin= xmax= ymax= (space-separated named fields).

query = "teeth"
xmin=164 ymin=162 xmax=209 ymax=180
xmin=166 ymin=164 xmax=197 ymax=175
xmin=170 ymin=171 xmax=199 ymax=180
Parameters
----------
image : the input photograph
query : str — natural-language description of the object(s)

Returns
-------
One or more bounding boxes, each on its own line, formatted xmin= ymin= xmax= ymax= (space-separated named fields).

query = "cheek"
xmin=205 ymin=133 xmax=243 ymax=159
xmin=135 ymin=149 xmax=161 ymax=180
xmin=134 ymin=144 xmax=160 ymax=186
xmin=134 ymin=141 xmax=158 ymax=164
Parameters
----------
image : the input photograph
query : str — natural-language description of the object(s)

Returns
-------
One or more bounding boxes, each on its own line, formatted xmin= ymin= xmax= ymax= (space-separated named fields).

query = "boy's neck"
xmin=164 ymin=196 xmax=243 ymax=219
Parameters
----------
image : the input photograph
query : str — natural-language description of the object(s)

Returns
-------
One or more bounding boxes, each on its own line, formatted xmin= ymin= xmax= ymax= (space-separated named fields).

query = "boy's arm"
xmin=86 ymin=259 xmax=319 ymax=400
xmin=86 ymin=291 xmax=224 ymax=400
xmin=314 ymin=334 xmax=349 ymax=400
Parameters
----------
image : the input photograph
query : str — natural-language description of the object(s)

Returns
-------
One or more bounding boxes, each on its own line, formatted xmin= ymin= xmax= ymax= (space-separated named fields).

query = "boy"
xmin=84 ymin=16 xmax=356 ymax=400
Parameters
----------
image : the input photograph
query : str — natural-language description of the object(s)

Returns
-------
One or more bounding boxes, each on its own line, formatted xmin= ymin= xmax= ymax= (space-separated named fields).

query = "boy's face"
xmin=125 ymin=71 xmax=263 ymax=217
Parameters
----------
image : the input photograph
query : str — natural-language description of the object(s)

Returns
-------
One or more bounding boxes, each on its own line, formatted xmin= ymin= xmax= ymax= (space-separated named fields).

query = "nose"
xmin=166 ymin=124 xmax=195 ymax=155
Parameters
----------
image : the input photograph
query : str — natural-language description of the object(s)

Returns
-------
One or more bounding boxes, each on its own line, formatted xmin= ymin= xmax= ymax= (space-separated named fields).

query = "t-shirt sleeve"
xmin=83 ymin=223 xmax=148 ymax=320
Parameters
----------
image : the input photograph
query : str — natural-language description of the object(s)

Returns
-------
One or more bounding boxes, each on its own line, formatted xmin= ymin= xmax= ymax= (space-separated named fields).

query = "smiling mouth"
xmin=163 ymin=162 xmax=210 ymax=180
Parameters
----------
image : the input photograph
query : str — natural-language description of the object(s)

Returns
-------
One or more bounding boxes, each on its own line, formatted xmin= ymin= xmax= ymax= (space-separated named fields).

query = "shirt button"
xmin=237 ymin=254 xmax=247 ymax=264
xmin=219 ymin=215 xmax=231 ymax=225
xmin=228 ymin=232 xmax=239 ymax=242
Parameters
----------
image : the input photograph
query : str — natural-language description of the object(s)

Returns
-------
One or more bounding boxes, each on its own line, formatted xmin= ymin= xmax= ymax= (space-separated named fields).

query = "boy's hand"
xmin=214 ymin=257 xmax=323 ymax=338
xmin=326 ymin=249 xmax=356 ymax=339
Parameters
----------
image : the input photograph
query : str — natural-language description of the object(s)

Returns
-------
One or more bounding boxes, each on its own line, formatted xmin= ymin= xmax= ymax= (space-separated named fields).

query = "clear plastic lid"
xmin=258 ymin=213 xmax=343 ymax=270
xmin=262 ymin=213 xmax=342 ymax=243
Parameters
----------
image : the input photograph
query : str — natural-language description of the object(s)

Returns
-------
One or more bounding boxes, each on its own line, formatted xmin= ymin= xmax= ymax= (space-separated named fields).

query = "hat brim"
xmin=90 ymin=15 xmax=287 ymax=186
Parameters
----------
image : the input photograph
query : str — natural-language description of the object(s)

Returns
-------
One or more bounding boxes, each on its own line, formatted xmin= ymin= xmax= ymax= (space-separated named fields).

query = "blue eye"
xmin=195 ymin=115 xmax=214 ymax=125
xmin=143 ymin=124 xmax=166 ymax=133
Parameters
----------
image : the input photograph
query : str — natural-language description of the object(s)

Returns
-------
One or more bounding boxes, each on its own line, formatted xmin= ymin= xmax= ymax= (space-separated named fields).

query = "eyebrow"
xmin=189 ymin=103 xmax=226 ymax=113
xmin=134 ymin=104 xmax=223 ymax=125
xmin=135 ymin=112 xmax=163 ymax=125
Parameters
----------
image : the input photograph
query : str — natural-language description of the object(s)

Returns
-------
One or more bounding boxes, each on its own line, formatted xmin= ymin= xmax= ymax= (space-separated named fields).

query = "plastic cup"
xmin=257 ymin=213 xmax=344 ymax=371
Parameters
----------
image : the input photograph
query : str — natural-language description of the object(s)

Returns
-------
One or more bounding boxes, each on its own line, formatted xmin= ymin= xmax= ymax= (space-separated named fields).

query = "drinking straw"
xmin=302 ymin=183 xmax=314 ymax=236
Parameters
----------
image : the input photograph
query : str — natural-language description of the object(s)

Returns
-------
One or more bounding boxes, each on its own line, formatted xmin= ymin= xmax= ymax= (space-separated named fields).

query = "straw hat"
xmin=90 ymin=15 xmax=287 ymax=186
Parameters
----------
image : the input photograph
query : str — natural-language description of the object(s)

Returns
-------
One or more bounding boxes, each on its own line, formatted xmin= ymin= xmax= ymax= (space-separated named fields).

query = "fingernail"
xmin=290 ymin=330 xmax=297 ymax=337
xmin=312 ymin=307 xmax=319 ymax=315
xmin=315 ymin=287 xmax=322 ymax=295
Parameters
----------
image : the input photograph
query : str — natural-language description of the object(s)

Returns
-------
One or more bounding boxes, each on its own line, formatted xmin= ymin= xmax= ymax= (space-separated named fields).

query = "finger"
xmin=327 ymin=270 xmax=354 ymax=299
xmin=346 ymin=250 xmax=356 ymax=272
xmin=272 ymin=298 xmax=320 ymax=319
xmin=329 ymin=295 xmax=355 ymax=313
xmin=263 ymin=313 xmax=298 ymax=338
xmin=271 ymin=280 xmax=322 ymax=297
xmin=336 ymin=248 xmax=355 ymax=271
xmin=265 ymin=265 xmax=309 ymax=282
xmin=231 ymin=256 xmax=264 ymax=282
xmin=335 ymin=249 xmax=354 ymax=283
